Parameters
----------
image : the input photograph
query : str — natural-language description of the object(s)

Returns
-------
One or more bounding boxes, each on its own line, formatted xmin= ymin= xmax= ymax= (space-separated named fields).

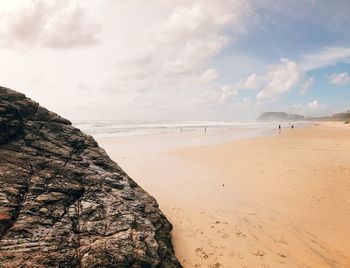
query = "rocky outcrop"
xmin=258 ymin=111 xmax=350 ymax=122
xmin=257 ymin=112 xmax=305 ymax=121
xmin=0 ymin=87 xmax=182 ymax=267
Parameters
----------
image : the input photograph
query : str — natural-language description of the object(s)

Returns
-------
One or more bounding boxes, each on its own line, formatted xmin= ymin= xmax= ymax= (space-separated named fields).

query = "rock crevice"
xmin=0 ymin=86 xmax=181 ymax=267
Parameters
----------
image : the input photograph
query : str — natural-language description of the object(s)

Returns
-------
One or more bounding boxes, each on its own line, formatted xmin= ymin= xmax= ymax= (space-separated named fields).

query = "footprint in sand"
xmin=251 ymin=249 xmax=265 ymax=257
xmin=209 ymin=263 xmax=222 ymax=268
xmin=221 ymin=233 xmax=229 ymax=239
xmin=235 ymin=231 xmax=246 ymax=237
xmin=278 ymin=252 xmax=287 ymax=258
xmin=194 ymin=247 xmax=209 ymax=259
xmin=235 ymin=254 xmax=244 ymax=260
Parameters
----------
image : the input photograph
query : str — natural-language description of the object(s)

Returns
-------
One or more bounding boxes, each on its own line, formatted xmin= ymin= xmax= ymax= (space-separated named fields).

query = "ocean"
xmin=72 ymin=120 xmax=284 ymax=138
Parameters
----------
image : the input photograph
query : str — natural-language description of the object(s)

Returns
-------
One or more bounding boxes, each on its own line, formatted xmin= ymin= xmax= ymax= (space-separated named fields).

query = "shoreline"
xmin=97 ymin=122 xmax=350 ymax=267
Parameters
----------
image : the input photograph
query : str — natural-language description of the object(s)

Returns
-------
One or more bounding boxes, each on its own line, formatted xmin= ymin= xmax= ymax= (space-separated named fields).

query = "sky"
xmin=0 ymin=0 xmax=349 ymax=121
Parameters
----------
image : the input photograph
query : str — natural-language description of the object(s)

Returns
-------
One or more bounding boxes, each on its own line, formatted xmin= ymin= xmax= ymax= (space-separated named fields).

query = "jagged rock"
xmin=0 ymin=86 xmax=182 ymax=268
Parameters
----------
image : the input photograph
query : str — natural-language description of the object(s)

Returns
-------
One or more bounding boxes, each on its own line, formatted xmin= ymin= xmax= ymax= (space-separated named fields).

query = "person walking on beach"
xmin=204 ymin=126 xmax=207 ymax=133
xmin=291 ymin=124 xmax=294 ymax=130
xmin=278 ymin=124 xmax=281 ymax=134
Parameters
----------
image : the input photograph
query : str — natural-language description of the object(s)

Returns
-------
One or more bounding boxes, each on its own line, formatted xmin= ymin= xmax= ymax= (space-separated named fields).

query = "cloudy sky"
xmin=0 ymin=0 xmax=349 ymax=120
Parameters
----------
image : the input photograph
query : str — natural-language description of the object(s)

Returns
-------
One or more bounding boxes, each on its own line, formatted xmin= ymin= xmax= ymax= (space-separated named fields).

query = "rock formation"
xmin=258 ymin=111 xmax=350 ymax=122
xmin=257 ymin=112 xmax=305 ymax=121
xmin=0 ymin=87 xmax=182 ymax=267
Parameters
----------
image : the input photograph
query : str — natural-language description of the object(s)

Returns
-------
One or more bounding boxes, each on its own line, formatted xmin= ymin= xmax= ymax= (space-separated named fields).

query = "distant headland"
xmin=258 ymin=111 xmax=350 ymax=122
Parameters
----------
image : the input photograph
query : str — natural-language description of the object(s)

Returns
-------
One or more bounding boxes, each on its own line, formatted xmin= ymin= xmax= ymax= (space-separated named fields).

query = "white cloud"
xmin=257 ymin=58 xmax=302 ymax=100
xmin=0 ymin=0 xmax=252 ymax=120
xmin=101 ymin=0 xmax=253 ymax=118
xmin=286 ymin=100 xmax=328 ymax=116
xmin=217 ymin=73 xmax=261 ymax=95
xmin=0 ymin=0 xmax=99 ymax=49
xmin=300 ymin=47 xmax=350 ymax=71
xmin=195 ymin=85 xmax=238 ymax=105
xmin=1 ymin=1 xmax=346 ymax=121
xmin=240 ymin=73 xmax=260 ymax=90
xmin=216 ymin=73 xmax=260 ymax=96
xmin=241 ymin=97 xmax=252 ymax=108
xmin=118 ymin=0 xmax=250 ymax=81
xmin=219 ymin=85 xmax=239 ymax=102
xmin=308 ymin=100 xmax=319 ymax=109
xmin=327 ymin=72 xmax=350 ymax=85
xmin=299 ymin=76 xmax=315 ymax=95
xmin=200 ymin=68 xmax=218 ymax=83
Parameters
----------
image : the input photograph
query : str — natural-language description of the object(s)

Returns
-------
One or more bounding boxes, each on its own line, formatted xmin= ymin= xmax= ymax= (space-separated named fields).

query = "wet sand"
xmin=98 ymin=123 xmax=350 ymax=267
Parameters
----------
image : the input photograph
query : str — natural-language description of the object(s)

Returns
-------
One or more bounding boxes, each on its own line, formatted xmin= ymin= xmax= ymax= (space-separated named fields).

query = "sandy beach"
xmin=98 ymin=123 xmax=350 ymax=268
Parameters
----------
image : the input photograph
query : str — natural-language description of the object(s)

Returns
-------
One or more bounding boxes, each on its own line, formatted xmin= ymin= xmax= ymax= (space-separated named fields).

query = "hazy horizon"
xmin=0 ymin=0 xmax=349 ymax=121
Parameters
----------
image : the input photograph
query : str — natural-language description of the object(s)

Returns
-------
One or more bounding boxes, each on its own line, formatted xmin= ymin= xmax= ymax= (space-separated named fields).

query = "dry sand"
xmin=98 ymin=123 xmax=350 ymax=267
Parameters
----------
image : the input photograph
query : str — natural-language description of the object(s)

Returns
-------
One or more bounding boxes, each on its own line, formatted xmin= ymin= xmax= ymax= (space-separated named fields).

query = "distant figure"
xmin=205 ymin=126 xmax=207 ymax=133
xmin=180 ymin=127 xmax=182 ymax=133
xmin=278 ymin=124 xmax=281 ymax=134
xmin=291 ymin=125 xmax=294 ymax=130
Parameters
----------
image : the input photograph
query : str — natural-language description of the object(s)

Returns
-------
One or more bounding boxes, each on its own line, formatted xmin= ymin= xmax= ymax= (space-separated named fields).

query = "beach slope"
xmin=99 ymin=123 xmax=350 ymax=267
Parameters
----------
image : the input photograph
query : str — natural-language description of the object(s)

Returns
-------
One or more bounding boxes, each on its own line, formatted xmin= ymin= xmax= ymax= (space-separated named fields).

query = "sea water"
xmin=72 ymin=120 xmax=293 ymax=139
